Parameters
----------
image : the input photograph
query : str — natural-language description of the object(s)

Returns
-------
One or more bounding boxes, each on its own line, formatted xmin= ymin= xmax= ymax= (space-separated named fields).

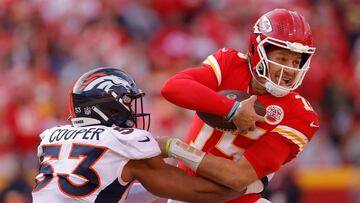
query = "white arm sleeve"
xmin=126 ymin=182 xmax=159 ymax=203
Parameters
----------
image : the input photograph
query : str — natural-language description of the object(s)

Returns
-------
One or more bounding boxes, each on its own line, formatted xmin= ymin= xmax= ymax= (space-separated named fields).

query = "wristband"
xmin=165 ymin=138 xmax=172 ymax=155
xmin=226 ymin=101 xmax=242 ymax=121
xmin=166 ymin=138 xmax=205 ymax=172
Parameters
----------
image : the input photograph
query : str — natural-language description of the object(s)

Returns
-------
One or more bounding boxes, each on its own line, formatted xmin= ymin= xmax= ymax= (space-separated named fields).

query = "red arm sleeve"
xmin=243 ymin=133 xmax=291 ymax=178
xmin=161 ymin=66 xmax=235 ymax=116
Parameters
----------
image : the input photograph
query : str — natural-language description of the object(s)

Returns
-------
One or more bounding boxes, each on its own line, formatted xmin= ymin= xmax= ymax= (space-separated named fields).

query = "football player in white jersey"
xmin=32 ymin=67 xmax=245 ymax=203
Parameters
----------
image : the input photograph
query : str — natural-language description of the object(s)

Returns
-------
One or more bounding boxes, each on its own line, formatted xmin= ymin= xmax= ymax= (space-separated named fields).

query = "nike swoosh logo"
xmin=310 ymin=122 xmax=319 ymax=128
xmin=138 ymin=136 xmax=150 ymax=142
xmin=221 ymin=48 xmax=228 ymax=52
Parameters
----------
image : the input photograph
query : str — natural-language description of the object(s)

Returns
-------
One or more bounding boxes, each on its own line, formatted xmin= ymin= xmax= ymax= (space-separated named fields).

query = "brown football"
xmin=196 ymin=90 xmax=266 ymax=131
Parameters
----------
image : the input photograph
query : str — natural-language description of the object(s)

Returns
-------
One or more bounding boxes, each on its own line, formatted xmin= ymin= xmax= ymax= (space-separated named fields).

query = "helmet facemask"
xmin=108 ymin=91 xmax=150 ymax=131
xmin=253 ymin=36 xmax=315 ymax=97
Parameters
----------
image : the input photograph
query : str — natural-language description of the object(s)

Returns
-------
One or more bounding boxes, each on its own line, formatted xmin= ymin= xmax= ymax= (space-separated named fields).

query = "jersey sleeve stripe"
xmin=203 ymin=55 xmax=221 ymax=86
xmin=271 ymin=125 xmax=308 ymax=151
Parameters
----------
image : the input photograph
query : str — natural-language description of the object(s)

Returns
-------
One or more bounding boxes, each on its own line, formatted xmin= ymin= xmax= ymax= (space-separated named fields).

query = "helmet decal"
xmin=80 ymin=75 xmax=132 ymax=93
xmin=254 ymin=16 xmax=273 ymax=34
xmin=79 ymin=73 xmax=107 ymax=91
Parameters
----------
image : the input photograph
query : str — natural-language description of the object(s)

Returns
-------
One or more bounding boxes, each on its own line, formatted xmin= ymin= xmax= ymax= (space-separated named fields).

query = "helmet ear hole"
xmin=257 ymin=64 xmax=264 ymax=75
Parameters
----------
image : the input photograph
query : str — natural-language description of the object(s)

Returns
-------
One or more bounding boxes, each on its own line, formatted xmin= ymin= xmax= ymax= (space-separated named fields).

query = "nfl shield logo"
xmin=84 ymin=107 xmax=92 ymax=115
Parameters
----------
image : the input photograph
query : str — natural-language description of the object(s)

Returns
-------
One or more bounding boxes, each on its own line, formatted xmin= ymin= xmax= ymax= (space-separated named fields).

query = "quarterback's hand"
xmin=231 ymin=95 xmax=265 ymax=134
xmin=155 ymin=136 xmax=170 ymax=158
xmin=245 ymin=173 xmax=273 ymax=194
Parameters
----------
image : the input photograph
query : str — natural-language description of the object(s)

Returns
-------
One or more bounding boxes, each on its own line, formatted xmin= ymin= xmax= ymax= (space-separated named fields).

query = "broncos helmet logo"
xmin=80 ymin=74 xmax=132 ymax=93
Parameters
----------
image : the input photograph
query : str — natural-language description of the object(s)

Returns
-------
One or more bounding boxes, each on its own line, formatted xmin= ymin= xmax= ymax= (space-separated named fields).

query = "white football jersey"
xmin=32 ymin=125 xmax=161 ymax=203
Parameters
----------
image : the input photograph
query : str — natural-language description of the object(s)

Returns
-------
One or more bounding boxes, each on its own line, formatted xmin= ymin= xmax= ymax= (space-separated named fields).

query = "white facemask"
xmin=253 ymin=36 xmax=315 ymax=97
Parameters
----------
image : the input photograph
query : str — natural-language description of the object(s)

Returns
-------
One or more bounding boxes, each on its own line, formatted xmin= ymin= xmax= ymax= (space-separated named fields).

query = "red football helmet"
xmin=248 ymin=9 xmax=316 ymax=97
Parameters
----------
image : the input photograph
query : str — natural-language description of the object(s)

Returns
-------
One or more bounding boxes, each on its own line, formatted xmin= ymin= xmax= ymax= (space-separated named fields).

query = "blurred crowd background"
xmin=0 ymin=0 xmax=359 ymax=202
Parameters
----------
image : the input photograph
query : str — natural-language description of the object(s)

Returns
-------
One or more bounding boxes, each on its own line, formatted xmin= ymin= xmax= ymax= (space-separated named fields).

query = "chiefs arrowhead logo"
xmin=264 ymin=105 xmax=284 ymax=125
xmin=254 ymin=16 xmax=272 ymax=34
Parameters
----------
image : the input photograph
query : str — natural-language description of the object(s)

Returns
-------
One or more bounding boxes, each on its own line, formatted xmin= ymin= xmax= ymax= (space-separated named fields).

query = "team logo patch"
xmin=265 ymin=105 xmax=284 ymax=125
xmin=254 ymin=16 xmax=272 ymax=34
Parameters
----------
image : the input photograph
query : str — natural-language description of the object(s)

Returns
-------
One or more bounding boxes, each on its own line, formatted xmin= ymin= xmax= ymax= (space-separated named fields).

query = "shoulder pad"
xmin=107 ymin=127 xmax=161 ymax=160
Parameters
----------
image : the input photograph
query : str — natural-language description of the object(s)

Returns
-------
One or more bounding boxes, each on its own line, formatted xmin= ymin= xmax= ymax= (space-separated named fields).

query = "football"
xmin=196 ymin=90 xmax=266 ymax=131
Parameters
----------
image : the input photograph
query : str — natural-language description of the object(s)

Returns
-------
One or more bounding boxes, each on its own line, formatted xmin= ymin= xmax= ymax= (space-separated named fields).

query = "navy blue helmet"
xmin=68 ymin=67 xmax=150 ymax=130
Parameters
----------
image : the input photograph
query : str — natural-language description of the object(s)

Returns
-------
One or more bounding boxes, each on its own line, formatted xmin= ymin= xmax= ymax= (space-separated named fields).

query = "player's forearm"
xmin=130 ymin=156 xmax=242 ymax=203
xmin=164 ymin=138 xmax=258 ymax=192
xmin=140 ymin=163 xmax=242 ymax=203
xmin=197 ymin=154 xmax=258 ymax=192
xmin=159 ymin=167 xmax=243 ymax=203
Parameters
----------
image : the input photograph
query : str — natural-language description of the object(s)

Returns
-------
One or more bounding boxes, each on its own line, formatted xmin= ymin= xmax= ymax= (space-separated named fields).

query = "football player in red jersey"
xmin=161 ymin=8 xmax=319 ymax=203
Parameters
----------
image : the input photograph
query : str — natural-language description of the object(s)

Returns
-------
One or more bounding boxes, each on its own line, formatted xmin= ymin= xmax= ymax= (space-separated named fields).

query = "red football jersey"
xmin=162 ymin=48 xmax=319 ymax=203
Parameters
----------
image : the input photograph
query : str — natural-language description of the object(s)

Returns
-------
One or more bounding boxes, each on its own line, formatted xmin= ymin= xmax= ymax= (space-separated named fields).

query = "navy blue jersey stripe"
xmin=95 ymin=179 xmax=131 ymax=203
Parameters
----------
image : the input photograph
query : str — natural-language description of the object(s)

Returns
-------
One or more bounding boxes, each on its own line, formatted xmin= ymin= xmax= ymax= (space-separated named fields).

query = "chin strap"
xmin=264 ymin=81 xmax=289 ymax=97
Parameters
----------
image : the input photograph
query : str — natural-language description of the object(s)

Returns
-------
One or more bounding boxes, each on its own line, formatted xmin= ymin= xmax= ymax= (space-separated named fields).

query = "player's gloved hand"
xmin=228 ymin=95 xmax=265 ymax=135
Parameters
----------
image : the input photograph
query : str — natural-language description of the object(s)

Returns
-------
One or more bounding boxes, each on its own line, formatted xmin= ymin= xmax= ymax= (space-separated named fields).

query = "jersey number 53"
xmin=33 ymin=143 xmax=107 ymax=198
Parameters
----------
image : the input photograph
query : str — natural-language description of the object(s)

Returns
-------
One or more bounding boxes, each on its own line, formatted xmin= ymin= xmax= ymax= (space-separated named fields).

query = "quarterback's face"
xmin=267 ymin=48 xmax=302 ymax=87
